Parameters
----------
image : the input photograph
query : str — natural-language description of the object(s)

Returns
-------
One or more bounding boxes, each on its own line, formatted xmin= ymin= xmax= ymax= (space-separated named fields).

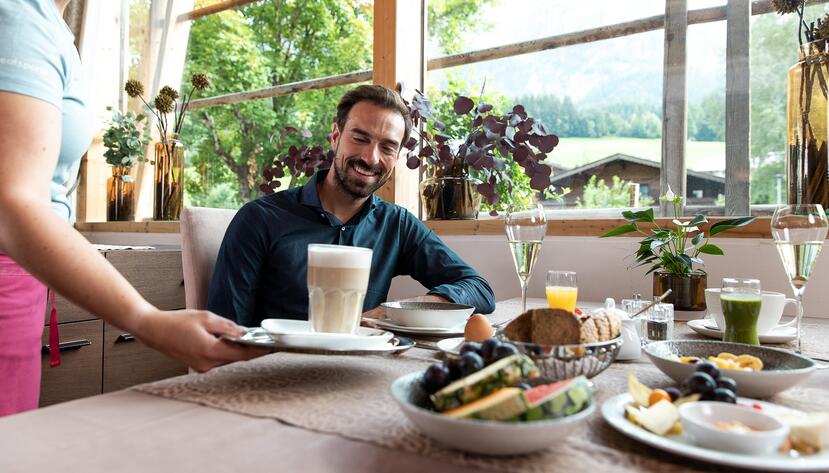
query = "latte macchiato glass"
xmin=307 ymin=244 xmax=373 ymax=334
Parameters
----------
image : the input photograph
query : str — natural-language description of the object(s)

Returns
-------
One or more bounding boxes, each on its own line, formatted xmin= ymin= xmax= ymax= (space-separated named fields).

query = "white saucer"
xmin=435 ymin=337 xmax=465 ymax=356
xmin=261 ymin=319 xmax=394 ymax=350
xmin=686 ymin=318 xmax=797 ymax=344
xmin=363 ymin=317 xmax=465 ymax=336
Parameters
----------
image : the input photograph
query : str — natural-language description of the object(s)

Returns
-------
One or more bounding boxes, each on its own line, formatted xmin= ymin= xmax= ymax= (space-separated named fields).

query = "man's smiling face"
xmin=330 ymin=101 xmax=406 ymax=199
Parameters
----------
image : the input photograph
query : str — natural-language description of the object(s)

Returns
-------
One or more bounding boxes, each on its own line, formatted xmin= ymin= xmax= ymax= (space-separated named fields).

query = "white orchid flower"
xmin=672 ymin=219 xmax=698 ymax=232
xmin=664 ymin=185 xmax=676 ymax=201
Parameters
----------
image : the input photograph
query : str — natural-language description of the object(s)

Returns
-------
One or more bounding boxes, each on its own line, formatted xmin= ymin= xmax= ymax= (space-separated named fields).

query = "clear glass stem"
xmin=519 ymin=278 xmax=528 ymax=314
xmin=794 ymin=291 xmax=805 ymax=354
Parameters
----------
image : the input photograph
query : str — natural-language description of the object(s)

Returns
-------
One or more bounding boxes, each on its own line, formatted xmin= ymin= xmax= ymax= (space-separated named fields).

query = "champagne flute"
xmin=505 ymin=203 xmax=547 ymax=314
xmin=771 ymin=204 xmax=828 ymax=353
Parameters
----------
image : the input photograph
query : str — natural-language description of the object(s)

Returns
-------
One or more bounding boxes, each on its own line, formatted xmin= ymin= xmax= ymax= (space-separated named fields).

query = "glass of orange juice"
xmin=546 ymin=270 xmax=578 ymax=312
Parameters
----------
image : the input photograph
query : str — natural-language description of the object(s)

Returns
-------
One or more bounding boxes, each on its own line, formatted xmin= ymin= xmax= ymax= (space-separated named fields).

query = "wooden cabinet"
xmin=39 ymin=249 xmax=187 ymax=407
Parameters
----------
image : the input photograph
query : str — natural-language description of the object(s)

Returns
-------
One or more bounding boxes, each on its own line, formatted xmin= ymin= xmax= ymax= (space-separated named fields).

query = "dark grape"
xmin=716 ymin=376 xmax=737 ymax=394
xmin=479 ymin=338 xmax=501 ymax=362
xmin=459 ymin=342 xmax=482 ymax=357
xmin=445 ymin=357 xmax=463 ymax=381
xmin=664 ymin=387 xmax=681 ymax=402
xmin=492 ymin=343 xmax=519 ymax=361
xmin=712 ymin=387 xmax=737 ymax=404
xmin=459 ymin=352 xmax=485 ymax=376
xmin=695 ymin=361 xmax=721 ymax=380
xmin=422 ymin=364 xmax=450 ymax=394
xmin=683 ymin=372 xmax=716 ymax=396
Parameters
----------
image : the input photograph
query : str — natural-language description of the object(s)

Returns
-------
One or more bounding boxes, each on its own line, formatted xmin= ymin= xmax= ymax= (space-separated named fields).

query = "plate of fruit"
xmin=601 ymin=365 xmax=829 ymax=471
xmin=390 ymin=340 xmax=595 ymax=455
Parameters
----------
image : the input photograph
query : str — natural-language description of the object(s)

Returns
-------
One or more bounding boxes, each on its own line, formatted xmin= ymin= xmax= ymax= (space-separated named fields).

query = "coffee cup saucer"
xmin=687 ymin=318 xmax=796 ymax=344
xmin=260 ymin=319 xmax=394 ymax=350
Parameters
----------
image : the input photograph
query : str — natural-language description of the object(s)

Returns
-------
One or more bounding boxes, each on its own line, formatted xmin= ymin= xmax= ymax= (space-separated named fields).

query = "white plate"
xmin=261 ymin=319 xmax=393 ymax=350
xmin=223 ymin=327 xmax=415 ymax=354
xmin=364 ymin=317 xmax=465 ymax=336
xmin=380 ymin=301 xmax=474 ymax=329
xmin=687 ymin=319 xmax=797 ymax=344
xmin=602 ymin=393 xmax=829 ymax=472
xmin=436 ymin=337 xmax=465 ymax=356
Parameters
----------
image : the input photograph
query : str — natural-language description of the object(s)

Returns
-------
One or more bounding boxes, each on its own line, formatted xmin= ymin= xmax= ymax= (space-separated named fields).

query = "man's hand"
xmin=132 ymin=309 xmax=269 ymax=372
xmin=361 ymin=294 xmax=451 ymax=321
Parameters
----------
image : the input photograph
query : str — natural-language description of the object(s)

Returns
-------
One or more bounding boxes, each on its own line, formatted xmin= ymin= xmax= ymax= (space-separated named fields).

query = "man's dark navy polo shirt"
xmin=207 ymin=170 xmax=496 ymax=327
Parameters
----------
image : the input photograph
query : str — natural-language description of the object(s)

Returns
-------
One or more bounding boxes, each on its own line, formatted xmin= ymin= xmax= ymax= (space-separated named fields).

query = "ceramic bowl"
xmin=389 ymin=371 xmax=594 ymax=455
xmin=644 ymin=340 xmax=815 ymax=397
xmin=679 ymin=401 xmax=789 ymax=455
xmin=381 ymin=301 xmax=474 ymax=329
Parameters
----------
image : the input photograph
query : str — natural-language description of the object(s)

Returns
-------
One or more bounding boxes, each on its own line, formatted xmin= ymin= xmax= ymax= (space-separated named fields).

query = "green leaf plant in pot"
xmin=403 ymin=89 xmax=562 ymax=219
xmin=600 ymin=187 xmax=757 ymax=316
xmin=102 ymin=106 xmax=151 ymax=221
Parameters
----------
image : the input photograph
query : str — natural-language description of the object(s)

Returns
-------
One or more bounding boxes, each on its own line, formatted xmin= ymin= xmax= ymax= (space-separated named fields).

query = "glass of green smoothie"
xmin=720 ymin=278 xmax=762 ymax=345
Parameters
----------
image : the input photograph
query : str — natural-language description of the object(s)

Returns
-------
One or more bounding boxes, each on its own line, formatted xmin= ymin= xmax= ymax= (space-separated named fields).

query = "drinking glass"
xmin=771 ymin=204 xmax=828 ymax=353
xmin=720 ymin=278 xmax=762 ymax=346
xmin=505 ymin=203 xmax=547 ymax=314
xmin=546 ymin=270 xmax=577 ymax=312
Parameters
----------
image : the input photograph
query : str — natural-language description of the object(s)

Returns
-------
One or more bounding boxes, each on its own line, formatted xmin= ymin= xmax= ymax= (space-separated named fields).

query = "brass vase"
xmin=787 ymin=40 xmax=829 ymax=208
xmin=106 ymin=165 xmax=134 ymax=221
xmin=652 ymin=270 xmax=707 ymax=312
xmin=153 ymin=134 xmax=185 ymax=220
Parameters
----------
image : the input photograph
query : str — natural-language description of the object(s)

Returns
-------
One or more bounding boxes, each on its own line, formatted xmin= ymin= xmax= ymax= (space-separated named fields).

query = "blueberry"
xmin=665 ymin=387 xmax=682 ymax=402
xmin=682 ymin=372 xmax=716 ymax=396
xmin=445 ymin=357 xmax=463 ymax=381
xmin=459 ymin=352 xmax=485 ymax=376
xmin=716 ymin=376 xmax=737 ymax=394
xmin=492 ymin=343 xmax=519 ymax=361
xmin=712 ymin=387 xmax=737 ymax=404
xmin=695 ymin=361 xmax=721 ymax=380
xmin=459 ymin=342 xmax=482 ymax=357
xmin=422 ymin=364 xmax=450 ymax=394
xmin=479 ymin=338 xmax=501 ymax=362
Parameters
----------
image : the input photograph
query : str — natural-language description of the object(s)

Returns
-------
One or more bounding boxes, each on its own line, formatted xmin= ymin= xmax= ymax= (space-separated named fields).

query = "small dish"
xmin=380 ymin=301 xmax=474 ymax=329
xmin=390 ymin=371 xmax=594 ymax=455
xmin=644 ymin=340 xmax=816 ymax=397
xmin=436 ymin=337 xmax=465 ymax=356
xmin=679 ymin=401 xmax=789 ymax=455
xmin=687 ymin=319 xmax=797 ymax=344
xmin=261 ymin=319 xmax=393 ymax=350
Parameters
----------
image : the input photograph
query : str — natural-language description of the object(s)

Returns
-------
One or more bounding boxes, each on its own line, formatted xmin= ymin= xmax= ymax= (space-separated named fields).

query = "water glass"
xmin=545 ymin=270 xmax=577 ymax=312
xmin=645 ymin=303 xmax=674 ymax=342
xmin=720 ymin=278 xmax=762 ymax=345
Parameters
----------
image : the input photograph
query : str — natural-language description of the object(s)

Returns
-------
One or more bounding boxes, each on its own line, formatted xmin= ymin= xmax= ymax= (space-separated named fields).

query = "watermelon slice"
xmin=521 ymin=376 xmax=592 ymax=421
xmin=442 ymin=388 xmax=527 ymax=421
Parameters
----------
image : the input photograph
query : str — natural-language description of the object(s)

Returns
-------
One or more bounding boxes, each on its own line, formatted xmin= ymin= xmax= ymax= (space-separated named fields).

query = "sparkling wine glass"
xmin=505 ymin=203 xmax=547 ymax=314
xmin=771 ymin=204 xmax=828 ymax=353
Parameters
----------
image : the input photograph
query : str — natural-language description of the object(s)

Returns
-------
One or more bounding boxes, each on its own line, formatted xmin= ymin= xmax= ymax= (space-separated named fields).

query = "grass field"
xmin=548 ymin=137 xmax=726 ymax=173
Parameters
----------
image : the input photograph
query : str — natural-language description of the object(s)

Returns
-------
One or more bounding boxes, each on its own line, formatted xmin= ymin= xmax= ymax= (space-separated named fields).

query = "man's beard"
xmin=332 ymin=155 xmax=389 ymax=199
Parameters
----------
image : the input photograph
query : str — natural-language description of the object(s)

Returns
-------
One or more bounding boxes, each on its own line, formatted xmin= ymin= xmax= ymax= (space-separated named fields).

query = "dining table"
xmin=1 ymin=297 xmax=827 ymax=473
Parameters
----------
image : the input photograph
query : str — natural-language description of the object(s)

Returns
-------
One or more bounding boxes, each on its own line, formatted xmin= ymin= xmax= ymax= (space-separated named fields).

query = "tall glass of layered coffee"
xmin=307 ymin=244 xmax=373 ymax=333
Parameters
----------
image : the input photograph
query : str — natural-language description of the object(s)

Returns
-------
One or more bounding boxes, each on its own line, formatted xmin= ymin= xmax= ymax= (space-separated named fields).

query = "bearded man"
xmin=208 ymin=85 xmax=495 ymax=327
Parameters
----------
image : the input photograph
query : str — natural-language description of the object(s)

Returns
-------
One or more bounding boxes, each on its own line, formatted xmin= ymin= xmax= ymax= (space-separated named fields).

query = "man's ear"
xmin=329 ymin=123 xmax=340 ymax=149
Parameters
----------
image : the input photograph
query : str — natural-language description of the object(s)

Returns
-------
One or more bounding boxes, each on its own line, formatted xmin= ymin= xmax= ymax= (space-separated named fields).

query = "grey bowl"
xmin=644 ymin=340 xmax=816 ymax=398
xmin=503 ymin=336 xmax=623 ymax=383
xmin=389 ymin=371 xmax=595 ymax=455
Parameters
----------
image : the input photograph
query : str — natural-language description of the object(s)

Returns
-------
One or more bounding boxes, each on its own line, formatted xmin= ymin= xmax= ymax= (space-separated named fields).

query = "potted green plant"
xmin=600 ymin=187 xmax=756 ymax=314
xmin=102 ymin=106 xmax=151 ymax=221
xmin=404 ymin=89 xmax=561 ymax=219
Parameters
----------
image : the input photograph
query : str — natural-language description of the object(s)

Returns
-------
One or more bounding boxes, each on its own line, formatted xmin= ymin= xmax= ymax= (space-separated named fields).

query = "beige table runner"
xmin=133 ymin=343 xmax=826 ymax=473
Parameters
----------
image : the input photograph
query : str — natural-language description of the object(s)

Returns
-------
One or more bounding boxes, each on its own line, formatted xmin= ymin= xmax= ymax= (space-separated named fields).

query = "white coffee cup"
xmin=704 ymin=288 xmax=799 ymax=335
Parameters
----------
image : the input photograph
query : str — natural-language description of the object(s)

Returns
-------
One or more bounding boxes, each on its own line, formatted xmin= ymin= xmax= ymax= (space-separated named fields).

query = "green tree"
xmin=576 ymin=175 xmax=655 ymax=208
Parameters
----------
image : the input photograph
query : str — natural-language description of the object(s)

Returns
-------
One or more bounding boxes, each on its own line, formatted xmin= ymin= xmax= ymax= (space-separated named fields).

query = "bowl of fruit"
xmin=390 ymin=340 xmax=595 ymax=455
xmin=643 ymin=340 xmax=816 ymax=398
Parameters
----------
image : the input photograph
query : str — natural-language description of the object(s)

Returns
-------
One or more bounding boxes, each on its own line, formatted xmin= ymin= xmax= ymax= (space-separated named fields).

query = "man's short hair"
xmin=335 ymin=85 xmax=412 ymax=149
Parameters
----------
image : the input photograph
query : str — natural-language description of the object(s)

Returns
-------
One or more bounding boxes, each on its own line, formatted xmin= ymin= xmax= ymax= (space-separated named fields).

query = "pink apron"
xmin=0 ymin=253 xmax=49 ymax=416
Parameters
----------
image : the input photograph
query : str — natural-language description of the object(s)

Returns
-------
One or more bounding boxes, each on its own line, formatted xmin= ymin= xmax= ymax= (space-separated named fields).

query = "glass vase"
xmin=153 ymin=134 xmax=185 ymax=220
xmin=106 ymin=165 xmax=134 ymax=221
xmin=787 ymin=40 xmax=829 ymax=208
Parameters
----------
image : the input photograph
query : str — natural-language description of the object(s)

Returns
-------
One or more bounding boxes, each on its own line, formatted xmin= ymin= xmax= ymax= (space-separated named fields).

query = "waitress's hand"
xmin=132 ymin=309 xmax=268 ymax=372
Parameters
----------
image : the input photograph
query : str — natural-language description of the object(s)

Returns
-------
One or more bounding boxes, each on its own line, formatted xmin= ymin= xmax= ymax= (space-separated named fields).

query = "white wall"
xmin=389 ymin=235 xmax=829 ymax=318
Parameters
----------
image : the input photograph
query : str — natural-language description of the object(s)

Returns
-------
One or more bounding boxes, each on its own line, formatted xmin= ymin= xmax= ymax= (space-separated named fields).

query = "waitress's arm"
xmin=0 ymin=92 xmax=266 ymax=371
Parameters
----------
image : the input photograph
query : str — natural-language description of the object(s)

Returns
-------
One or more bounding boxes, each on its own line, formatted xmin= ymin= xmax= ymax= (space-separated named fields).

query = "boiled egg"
xmin=464 ymin=314 xmax=494 ymax=343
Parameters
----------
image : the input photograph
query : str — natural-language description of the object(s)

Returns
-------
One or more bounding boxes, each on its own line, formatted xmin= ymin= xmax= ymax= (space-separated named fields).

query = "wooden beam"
xmin=372 ymin=0 xmax=425 ymax=216
xmin=725 ymin=0 xmax=751 ymax=216
xmin=177 ymin=0 xmax=261 ymax=23
xmin=660 ymin=0 xmax=688 ymax=216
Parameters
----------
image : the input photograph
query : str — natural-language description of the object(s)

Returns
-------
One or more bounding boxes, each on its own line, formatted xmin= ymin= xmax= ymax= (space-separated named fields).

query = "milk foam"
xmin=308 ymin=244 xmax=372 ymax=268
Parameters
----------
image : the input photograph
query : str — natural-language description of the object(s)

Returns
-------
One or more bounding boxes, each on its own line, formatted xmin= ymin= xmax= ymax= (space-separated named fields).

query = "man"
xmin=208 ymin=85 xmax=495 ymax=327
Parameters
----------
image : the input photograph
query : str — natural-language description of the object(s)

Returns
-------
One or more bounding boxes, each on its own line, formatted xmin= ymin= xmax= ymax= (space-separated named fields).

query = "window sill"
xmin=75 ymin=217 xmax=774 ymax=239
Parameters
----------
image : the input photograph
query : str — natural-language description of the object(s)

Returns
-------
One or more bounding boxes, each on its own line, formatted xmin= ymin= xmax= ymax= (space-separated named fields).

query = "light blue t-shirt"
xmin=0 ymin=0 xmax=92 ymax=221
